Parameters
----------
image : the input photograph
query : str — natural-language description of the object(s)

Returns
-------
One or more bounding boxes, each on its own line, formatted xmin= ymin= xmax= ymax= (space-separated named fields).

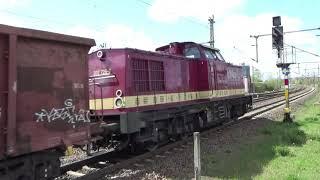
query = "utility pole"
xmin=250 ymin=36 xmax=259 ymax=62
xmin=317 ymin=64 xmax=320 ymax=86
xmin=278 ymin=69 xmax=281 ymax=89
xmin=252 ymin=66 xmax=255 ymax=93
xmin=291 ymin=46 xmax=294 ymax=63
xmin=314 ymin=72 xmax=316 ymax=87
xmin=305 ymin=68 xmax=307 ymax=85
xmin=208 ymin=15 xmax=215 ymax=48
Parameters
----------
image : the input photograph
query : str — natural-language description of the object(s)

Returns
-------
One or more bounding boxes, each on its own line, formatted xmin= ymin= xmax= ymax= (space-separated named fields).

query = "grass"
xmin=201 ymin=92 xmax=320 ymax=180
xmin=273 ymin=146 xmax=292 ymax=157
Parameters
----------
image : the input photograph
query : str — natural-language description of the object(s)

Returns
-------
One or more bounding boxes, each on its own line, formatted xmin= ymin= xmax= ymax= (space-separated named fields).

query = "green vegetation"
xmin=254 ymin=78 xmax=281 ymax=93
xmin=201 ymin=92 xmax=320 ymax=179
xmin=253 ymin=70 xmax=281 ymax=93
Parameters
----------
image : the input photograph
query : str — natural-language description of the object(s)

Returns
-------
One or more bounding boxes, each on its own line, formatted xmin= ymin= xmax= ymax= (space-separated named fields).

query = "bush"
xmin=286 ymin=129 xmax=306 ymax=145
xmin=274 ymin=146 xmax=291 ymax=157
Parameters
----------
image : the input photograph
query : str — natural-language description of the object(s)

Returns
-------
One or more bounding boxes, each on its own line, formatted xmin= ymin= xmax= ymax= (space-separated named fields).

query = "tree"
xmin=253 ymin=69 xmax=281 ymax=93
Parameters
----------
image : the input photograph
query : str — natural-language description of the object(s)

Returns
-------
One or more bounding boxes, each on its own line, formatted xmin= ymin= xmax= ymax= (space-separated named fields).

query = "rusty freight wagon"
xmin=0 ymin=24 xmax=95 ymax=180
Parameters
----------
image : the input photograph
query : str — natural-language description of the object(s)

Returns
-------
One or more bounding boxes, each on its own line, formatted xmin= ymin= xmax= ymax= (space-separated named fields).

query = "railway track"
xmin=58 ymin=87 xmax=314 ymax=180
xmin=252 ymin=87 xmax=303 ymax=103
xmin=252 ymin=88 xmax=309 ymax=110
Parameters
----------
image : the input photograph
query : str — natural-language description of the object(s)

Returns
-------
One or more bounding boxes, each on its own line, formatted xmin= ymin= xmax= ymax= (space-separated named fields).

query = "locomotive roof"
xmin=90 ymin=47 xmax=188 ymax=60
xmin=155 ymin=41 xmax=221 ymax=52
xmin=91 ymin=47 xmax=241 ymax=68
xmin=199 ymin=44 xmax=220 ymax=52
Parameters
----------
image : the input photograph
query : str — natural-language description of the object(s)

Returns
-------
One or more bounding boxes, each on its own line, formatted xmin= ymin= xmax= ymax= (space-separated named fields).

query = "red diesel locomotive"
xmin=89 ymin=42 xmax=252 ymax=151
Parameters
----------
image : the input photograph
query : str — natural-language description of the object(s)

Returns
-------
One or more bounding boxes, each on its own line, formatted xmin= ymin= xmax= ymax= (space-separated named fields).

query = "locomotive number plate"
xmin=92 ymin=69 xmax=111 ymax=76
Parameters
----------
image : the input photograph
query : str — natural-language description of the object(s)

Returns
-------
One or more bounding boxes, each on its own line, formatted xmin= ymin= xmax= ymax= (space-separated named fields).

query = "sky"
xmin=0 ymin=0 xmax=319 ymax=79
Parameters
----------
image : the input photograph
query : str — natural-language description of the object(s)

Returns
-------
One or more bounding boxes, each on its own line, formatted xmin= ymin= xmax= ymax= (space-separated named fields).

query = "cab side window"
xmin=214 ymin=51 xmax=225 ymax=61
xmin=183 ymin=46 xmax=201 ymax=59
xmin=203 ymin=49 xmax=217 ymax=60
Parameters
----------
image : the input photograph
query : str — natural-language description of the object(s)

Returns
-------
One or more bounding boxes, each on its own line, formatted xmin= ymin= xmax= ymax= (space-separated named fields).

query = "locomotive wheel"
xmin=124 ymin=142 xmax=144 ymax=154
xmin=114 ymin=138 xmax=130 ymax=151
xmin=194 ymin=114 xmax=205 ymax=131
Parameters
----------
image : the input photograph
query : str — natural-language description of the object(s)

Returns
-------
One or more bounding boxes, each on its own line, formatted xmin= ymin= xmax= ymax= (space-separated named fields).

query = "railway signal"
xmin=272 ymin=16 xmax=284 ymax=58
xmin=273 ymin=16 xmax=294 ymax=123
xmin=272 ymin=26 xmax=284 ymax=50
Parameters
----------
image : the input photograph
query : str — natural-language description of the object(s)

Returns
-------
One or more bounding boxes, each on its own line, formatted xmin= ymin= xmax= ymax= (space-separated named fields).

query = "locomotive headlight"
xmin=96 ymin=50 xmax=106 ymax=61
xmin=97 ymin=50 xmax=103 ymax=58
xmin=114 ymin=89 xmax=124 ymax=108
xmin=114 ymin=97 xmax=124 ymax=108
xmin=116 ymin=89 xmax=123 ymax=97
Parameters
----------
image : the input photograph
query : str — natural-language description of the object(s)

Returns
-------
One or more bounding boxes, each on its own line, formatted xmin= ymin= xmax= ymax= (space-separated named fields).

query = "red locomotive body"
xmin=89 ymin=42 xmax=251 ymax=150
xmin=0 ymin=24 xmax=94 ymax=180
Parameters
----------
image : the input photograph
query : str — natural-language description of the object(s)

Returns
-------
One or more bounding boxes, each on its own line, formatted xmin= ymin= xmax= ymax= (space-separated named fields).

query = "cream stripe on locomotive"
xmin=89 ymin=89 xmax=246 ymax=110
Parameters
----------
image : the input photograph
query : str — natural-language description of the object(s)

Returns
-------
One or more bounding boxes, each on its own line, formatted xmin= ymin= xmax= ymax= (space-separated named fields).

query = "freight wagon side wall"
xmin=0 ymin=34 xmax=8 ymax=159
xmin=15 ymin=37 xmax=91 ymax=156
xmin=0 ymin=25 xmax=94 ymax=158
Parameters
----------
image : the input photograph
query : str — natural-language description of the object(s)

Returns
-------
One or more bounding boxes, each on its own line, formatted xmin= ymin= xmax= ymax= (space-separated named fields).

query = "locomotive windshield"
xmin=203 ymin=49 xmax=217 ymax=60
xmin=183 ymin=46 xmax=201 ymax=58
xmin=203 ymin=47 xmax=225 ymax=61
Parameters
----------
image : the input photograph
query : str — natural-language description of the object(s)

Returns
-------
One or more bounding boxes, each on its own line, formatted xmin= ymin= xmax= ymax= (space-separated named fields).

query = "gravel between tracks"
xmin=104 ymin=89 xmax=316 ymax=180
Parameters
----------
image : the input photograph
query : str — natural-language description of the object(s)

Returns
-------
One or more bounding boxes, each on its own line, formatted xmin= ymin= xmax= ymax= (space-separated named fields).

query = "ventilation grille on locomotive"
xmin=132 ymin=59 xmax=165 ymax=92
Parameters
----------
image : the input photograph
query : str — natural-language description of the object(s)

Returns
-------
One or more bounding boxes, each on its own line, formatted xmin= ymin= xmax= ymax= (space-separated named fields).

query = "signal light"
xmin=273 ymin=16 xmax=281 ymax=26
xmin=272 ymin=26 xmax=283 ymax=49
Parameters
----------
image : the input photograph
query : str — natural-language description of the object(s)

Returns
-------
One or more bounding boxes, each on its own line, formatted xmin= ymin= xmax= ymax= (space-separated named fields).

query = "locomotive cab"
xmin=156 ymin=42 xmax=225 ymax=62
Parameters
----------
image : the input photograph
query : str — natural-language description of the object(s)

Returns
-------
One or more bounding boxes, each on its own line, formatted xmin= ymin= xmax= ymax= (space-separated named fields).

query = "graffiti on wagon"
xmin=34 ymin=99 xmax=90 ymax=128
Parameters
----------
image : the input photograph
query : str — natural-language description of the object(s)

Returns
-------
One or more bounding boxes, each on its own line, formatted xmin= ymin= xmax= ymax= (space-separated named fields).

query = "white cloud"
xmin=147 ymin=0 xmax=320 ymax=78
xmin=65 ymin=24 xmax=158 ymax=53
xmin=206 ymin=13 xmax=319 ymax=79
xmin=0 ymin=12 xmax=26 ymax=27
xmin=102 ymin=24 xmax=156 ymax=50
xmin=0 ymin=0 xmax=32 ymax=27
xmin=148 ymin=0 xmax=244 ymax=23
xmin=0 ymin=0 xmax=30 ymax=8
